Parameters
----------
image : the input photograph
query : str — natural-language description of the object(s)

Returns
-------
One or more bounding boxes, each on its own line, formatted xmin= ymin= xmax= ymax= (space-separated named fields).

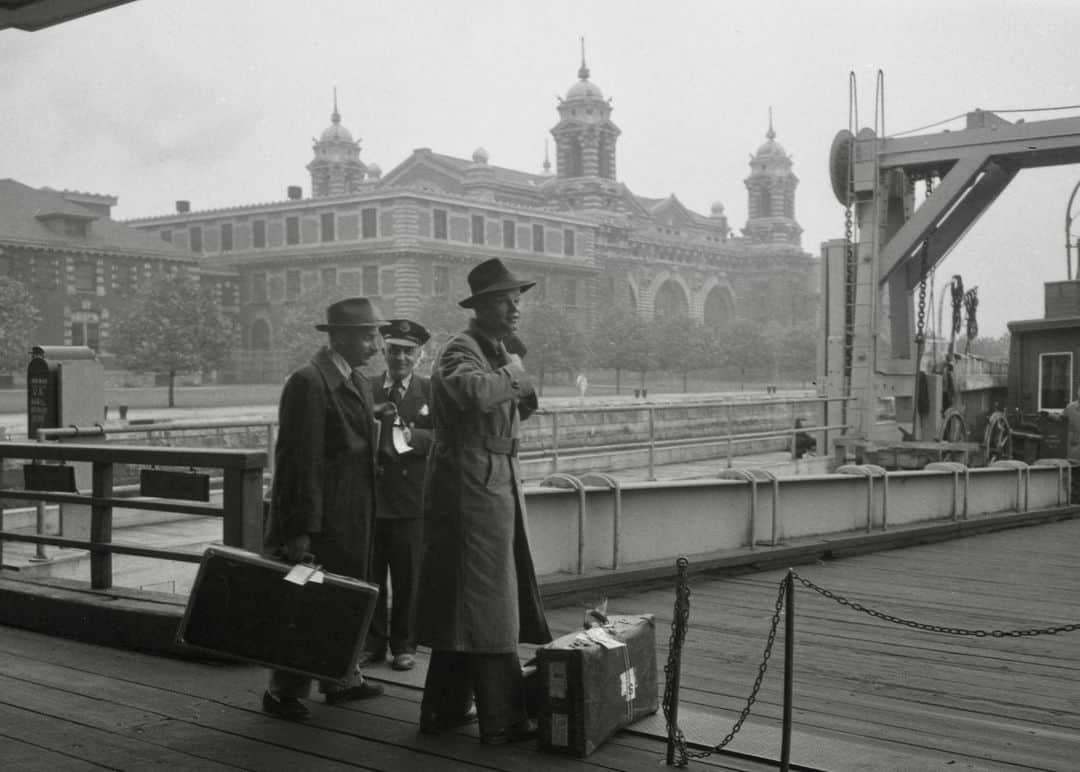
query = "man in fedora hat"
xmin=262 ymin=297 xmax=387 ymax=721
xmin=360 ymin=318 xmax=433 ymax=672
xmin=415 ymin=258 xmax=552 ymax=744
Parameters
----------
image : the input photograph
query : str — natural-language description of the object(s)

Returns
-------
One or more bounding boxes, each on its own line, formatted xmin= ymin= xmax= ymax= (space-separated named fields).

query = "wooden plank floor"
xmin=1 ymin=518 xmax=1078 ymax=770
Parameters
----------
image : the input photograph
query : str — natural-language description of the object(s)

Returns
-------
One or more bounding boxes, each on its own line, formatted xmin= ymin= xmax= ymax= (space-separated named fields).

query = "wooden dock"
xmin=1 ymin=518 xmax=1078 ymax=770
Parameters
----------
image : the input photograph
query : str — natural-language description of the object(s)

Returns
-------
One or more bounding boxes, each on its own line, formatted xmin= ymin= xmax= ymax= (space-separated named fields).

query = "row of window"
xmin=433 ymin=210 xmax=576 ymax=256
xmin=164 ymin=208 xmax=380 ymax=253
xmin=249 ymin=265 xmax=380 ymax=303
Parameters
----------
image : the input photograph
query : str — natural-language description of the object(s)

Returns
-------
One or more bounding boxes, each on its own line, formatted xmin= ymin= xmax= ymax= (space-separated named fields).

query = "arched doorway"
xmin=703 ymin=287 xmax=734 ymax=330
xmin=653 ymin=279 xmax=688 ymax=319
xmin=250 ymin=318 xmax=271 ymax=350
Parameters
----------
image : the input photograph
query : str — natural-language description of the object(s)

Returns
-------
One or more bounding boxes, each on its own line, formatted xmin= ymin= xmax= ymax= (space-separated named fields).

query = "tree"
xmin=110 ymin=272 xmax=235 ymax=407
xmin=589 ymin=304 xmax=649 ymax=395
xmin=716 ymin=319 xmax=770 ymax=389
xmin=277 ymin=284 xmax=354 ymax=374
xmin=415 ymin=295 xmax=471 ymax=372
xmin=517 ymin=302 xmax=588 ymax=395
xmin=0 ymin=276 xmax=41 ymax=374
xmin=654 ymin=314 xmax=708 ymax=392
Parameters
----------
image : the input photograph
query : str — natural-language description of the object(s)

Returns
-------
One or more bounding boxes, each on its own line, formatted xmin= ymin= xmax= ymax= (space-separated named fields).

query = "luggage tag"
xmin=585 ymin=626 xmax=626 ymax=650
xmin=284 ymin=560 xmax=325 ymax=586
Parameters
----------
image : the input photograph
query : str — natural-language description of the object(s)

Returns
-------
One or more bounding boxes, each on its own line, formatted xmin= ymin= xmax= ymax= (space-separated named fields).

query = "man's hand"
xmin=284 ymin=533 xmax=312 ymax=563
xmin=506 ymin=353 xmax=524 ymax=370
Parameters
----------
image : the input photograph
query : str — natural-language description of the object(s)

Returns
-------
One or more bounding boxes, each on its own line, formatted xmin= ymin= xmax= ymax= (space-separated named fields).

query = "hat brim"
xmin=315 ymin=321 xmax=384 ymax=331
xmin=382 ymin=336 xmax=425 ymax=347
xmin=459 ymin=279 xmax=536 ymax=308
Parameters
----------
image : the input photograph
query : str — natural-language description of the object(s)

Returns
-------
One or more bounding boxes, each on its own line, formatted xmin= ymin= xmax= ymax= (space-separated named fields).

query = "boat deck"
xmin=2 ymin=518 xmax=1079 ymax=771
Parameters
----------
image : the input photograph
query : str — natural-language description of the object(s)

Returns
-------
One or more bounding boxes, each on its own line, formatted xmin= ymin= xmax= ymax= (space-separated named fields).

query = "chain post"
xmin=781 ymin=570 xmax=795 ymax=771
xmin=664 ymin=556 xmax=690 ymax=766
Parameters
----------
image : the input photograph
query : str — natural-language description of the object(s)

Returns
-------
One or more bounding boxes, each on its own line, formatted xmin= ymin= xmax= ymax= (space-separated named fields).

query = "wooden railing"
xmin=0 ymin=441 xmax=266 ymax=589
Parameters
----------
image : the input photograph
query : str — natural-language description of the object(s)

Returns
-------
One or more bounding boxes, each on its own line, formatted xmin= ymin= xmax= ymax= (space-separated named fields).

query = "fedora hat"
xmin=380 ymin=318 xmax=431 ymax=347
xmin=315 ymin=297 xmax=385 ymax=331
xmin=459 ymin=258 xmax=536 ymax=308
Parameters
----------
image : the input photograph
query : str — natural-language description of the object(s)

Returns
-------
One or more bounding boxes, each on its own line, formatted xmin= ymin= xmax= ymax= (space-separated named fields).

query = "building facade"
xmin=122 ymin=59 xmax=818 ymax=381
xmin=0 ymin=179 xmax=218 ymax=371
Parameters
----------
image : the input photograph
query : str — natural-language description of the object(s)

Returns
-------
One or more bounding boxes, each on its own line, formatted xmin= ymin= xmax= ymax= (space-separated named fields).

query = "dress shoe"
xmin=481 ymin=718 xmax=538 ymax=745
xmin=324 ymin=679 xmax=384 ymax=705
xmin=391 ymin=652 xmax=416 ymax=671
xmin=419 ymin=703 xmax=479 ymax=734
xmin=261 ymin=690 xmax=311 ymax=721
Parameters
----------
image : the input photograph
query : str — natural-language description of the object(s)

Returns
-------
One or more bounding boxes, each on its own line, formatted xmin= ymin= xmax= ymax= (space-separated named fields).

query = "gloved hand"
xmin=284 ymin=532 xmax=312 ymax=563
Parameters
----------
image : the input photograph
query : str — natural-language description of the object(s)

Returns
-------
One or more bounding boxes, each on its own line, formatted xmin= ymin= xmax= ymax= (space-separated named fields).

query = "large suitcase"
xmin=176 ymin=545 xmax=379 ymax=683
xmin=537 ymin=614 xmax=658 ymax=757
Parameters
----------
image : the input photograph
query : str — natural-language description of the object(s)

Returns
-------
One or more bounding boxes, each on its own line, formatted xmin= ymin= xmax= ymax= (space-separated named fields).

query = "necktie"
xmin=390 ymin=379 xmax=405 ymax=407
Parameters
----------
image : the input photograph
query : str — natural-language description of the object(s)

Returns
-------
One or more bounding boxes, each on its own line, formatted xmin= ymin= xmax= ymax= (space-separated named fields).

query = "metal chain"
xmin=914 ymin=176 xmax=934 ymax=347
xmin=792 ymin=571 xmax=1080 ymax=637
xmin=662 ymin=558 xmax=692 ymax=766
xmin=964 ymin=287 xmax=979 ymax=350
xmin=666 ymin=576 xmax=789 ymax=765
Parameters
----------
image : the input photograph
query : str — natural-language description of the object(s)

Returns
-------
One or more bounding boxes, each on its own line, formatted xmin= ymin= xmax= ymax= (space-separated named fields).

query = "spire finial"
xmin=543 ymin=139 xmax=552 ymax=174
xmin=332 ymin=87 xmax=341 ymax=124
xmin=766 ymin=106 xmax=775 ymax=140
xmin=578 ymin=36 xmax=590 ymax=80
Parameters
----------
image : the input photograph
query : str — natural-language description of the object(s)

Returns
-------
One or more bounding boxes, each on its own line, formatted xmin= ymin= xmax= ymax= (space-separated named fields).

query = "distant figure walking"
xmin=575 ymin=372 xmax=588 ymax=399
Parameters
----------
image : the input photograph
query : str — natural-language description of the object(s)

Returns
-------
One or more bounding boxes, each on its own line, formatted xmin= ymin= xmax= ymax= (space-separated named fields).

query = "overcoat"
xmin=264 ymin=346 xmax=378 ymax=579
xmin=374 ymin=374 xmax=433 ymax=518
xmin=415 ymin=322 xmax=552 ymax=653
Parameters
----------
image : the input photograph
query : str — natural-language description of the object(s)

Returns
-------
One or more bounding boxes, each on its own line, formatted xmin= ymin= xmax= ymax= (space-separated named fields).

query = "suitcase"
xmin=537 ymin=614 xmax=658 ymax=757
xmin=176 ymin=545 xmax=379 ymax=683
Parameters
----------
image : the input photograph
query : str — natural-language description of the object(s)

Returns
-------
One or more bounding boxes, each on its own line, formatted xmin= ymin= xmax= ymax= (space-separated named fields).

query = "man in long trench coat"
xmin=415 ymin=258 xmax=552 ymax=744
xmin=261 ymin=297 xmax=387 ymax=721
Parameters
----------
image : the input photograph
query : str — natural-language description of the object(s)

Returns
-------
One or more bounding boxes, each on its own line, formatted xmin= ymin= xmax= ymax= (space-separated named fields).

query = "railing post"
xmin=265 ymin=422 xmax=276 ymax=477
xmin=90 ymin=461 xmax=114 ymax=590
xmin=551 ymin=411 xmax=560 ymax=473
xmin=648 ymin=406 xmax=656 ymax=481
xmin=781 ymin=570 xmax=794 ymax=772
xmin=223 ymin=465 xmax=265 ymax=552
xmin=726 ymin=402 xmax=734 ymax=468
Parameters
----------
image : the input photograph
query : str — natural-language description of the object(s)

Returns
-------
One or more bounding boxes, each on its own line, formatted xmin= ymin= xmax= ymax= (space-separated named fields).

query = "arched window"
xmin=250 ymin=318 xmax=271 ymax=350
xmin=757 ymin=187 xmax=772 ymax=218
xmin=654 ymin=280 xmax=688 ymax=319
xmin=704 ymin=288 xmax=734 ymax=330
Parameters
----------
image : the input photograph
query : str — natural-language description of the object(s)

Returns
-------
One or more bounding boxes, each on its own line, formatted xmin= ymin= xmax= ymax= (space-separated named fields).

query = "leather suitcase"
xmin=176 ymin=545 xmax=379 ymax=682
xmin=537 ymin=614 xmax=658 ymax=757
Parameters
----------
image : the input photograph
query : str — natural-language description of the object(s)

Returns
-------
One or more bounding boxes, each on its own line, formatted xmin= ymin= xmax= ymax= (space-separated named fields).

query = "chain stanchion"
xmin=663 ymin=556 xmax=690 ymax=766
xmin=664 ymin=570 xmax=789 ymax=766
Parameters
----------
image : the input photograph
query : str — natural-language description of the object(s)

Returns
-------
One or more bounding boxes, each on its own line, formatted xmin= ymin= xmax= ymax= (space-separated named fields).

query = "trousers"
xmin=421 ymin=650 xmax=527 ymax=736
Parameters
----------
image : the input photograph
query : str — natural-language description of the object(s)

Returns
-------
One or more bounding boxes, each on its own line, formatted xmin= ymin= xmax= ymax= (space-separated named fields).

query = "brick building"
xmin=122 ymin=60 xmax=818 ymax=382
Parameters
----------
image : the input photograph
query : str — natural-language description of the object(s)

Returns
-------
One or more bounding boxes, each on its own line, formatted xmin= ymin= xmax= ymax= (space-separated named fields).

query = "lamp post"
xmin=1065 ymin=178 xmax=1080 ymax=280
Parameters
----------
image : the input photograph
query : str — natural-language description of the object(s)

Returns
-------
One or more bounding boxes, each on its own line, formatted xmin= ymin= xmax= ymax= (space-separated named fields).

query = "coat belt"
xmin=436 ymin=435 xmax=519 ymax=457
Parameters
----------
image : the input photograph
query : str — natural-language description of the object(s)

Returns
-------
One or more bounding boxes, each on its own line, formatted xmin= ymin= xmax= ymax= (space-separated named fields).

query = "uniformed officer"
xmin=362 ymin=319 xmax=433 ymax=671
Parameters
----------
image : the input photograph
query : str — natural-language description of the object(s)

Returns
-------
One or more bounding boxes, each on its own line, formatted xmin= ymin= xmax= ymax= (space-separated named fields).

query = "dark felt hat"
xmin=458 ymin=258 xmax=536 ymax=308
xmin=315 ymin=297 xmax=384 ymax=331
xmin=380 ymin=318 xmax=431 ymax=347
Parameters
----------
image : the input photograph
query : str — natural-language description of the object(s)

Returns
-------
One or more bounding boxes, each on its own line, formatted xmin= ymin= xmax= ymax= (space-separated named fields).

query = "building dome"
xmin=710 ymin=201 xmax=725 ymax=216
xmin=366 ymin=162 xmax=382 ymax=178
xmin=566 ymin=58 xmax=605 ymax=101
xmin=472 ymin=147 xmax=489 ymax=164
xmin=320 ymin=109 xmax=355 ymax=144
xmin=754 ymin=115 xmax=788 ymax=160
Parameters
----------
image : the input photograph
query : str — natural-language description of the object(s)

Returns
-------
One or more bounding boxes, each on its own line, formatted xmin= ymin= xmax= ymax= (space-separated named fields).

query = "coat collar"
xmin=467 ymin=319 xmax=506 ymax=362
xmin=313 ymin=346 xmax=366 ymax=401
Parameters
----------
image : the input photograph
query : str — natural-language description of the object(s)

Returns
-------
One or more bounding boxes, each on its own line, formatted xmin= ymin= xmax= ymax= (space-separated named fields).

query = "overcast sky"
xmin=3 ymin=0 xmax=1079 ymax=336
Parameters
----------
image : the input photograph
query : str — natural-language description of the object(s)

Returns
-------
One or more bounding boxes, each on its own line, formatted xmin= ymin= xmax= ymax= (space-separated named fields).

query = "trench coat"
xmin=264 ymin=346 xmax=378 ymax=580
xmin=415 ymin=322 xmax=552 ymax=653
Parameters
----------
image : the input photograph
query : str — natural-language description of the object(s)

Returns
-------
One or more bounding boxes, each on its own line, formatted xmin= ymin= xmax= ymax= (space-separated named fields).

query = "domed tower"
xmin=743 ymin=110 xmax=802 ymax=245
xmin=307 ymin=90 xmax=367 ymax=197
xmin=549 ymin=42 xmax=621 ymax=210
